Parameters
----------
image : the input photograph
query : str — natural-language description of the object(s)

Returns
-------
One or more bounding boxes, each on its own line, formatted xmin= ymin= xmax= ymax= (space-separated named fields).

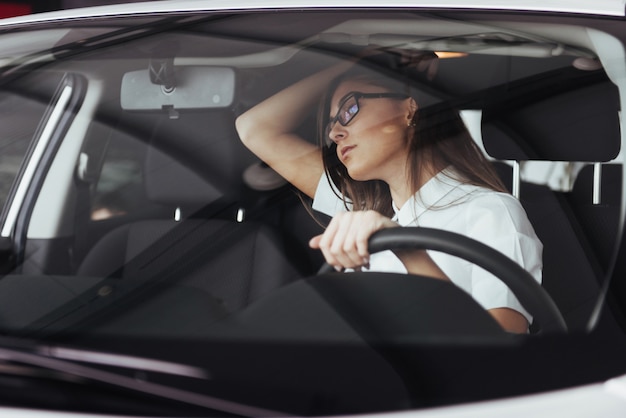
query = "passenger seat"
xmin=78 ymin=143 xmax=300 ymax=312
xmin=568 ymin=163 xmax=622 ymax=276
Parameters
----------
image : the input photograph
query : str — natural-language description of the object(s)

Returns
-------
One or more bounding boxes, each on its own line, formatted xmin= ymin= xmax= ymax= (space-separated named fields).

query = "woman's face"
xmin=327 ymin=79 xmax=415 ymax=183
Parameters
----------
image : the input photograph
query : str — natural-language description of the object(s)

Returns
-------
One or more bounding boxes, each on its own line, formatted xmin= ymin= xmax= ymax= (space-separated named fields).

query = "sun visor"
xmin=121 ymin=66 xmax=235 ymax=111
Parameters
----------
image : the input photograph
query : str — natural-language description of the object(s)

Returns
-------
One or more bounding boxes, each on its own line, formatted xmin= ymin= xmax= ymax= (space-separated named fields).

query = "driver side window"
xmin=0 ymin=87 xmax=54 ymax=212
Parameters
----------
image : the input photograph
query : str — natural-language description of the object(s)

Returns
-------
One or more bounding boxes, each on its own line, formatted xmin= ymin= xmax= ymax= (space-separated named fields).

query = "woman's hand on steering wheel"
xmin=309 ymin=210 xmax=398 ymax=271
xmin=310 ymin=211 xmax=448 ymax=279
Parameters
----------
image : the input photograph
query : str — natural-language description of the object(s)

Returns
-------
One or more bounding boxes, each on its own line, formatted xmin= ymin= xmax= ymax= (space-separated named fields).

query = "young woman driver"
xmin=235 ymin=54 xmax=542 ymax=334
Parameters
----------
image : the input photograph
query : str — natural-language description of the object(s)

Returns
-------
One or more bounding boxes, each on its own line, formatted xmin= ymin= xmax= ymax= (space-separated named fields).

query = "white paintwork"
xmin=0 ymin=0 xmax=623 ymax=29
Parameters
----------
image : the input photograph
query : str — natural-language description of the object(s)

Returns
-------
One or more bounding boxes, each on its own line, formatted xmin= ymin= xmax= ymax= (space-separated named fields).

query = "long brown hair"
xmin=317 ymin=66 xmax=507 ymax=217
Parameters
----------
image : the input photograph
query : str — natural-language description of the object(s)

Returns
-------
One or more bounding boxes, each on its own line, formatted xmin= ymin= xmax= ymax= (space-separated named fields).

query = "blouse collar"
xmin=392 ymin=168 xmax=473 ymax=226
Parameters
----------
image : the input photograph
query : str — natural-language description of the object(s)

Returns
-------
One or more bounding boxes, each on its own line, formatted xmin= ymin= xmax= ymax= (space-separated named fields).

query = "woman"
xmin=235 ymin=54 xmax=542 ymax=334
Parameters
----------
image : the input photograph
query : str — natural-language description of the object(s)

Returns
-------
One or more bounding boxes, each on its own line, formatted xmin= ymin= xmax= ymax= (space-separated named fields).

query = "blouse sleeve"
xmin=312 ymin=174 xmax=352 ymax=217
xmin=463 ymin=193 xmax=543 ymax=324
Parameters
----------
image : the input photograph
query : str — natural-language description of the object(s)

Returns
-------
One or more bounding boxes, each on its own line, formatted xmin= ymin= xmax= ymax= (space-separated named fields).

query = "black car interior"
xmin=482 ymin=77 xmax=622 ymax=333
xmin=1 ymin=14 xmax=622 ymax=341
xmin=15 ymin=59 xmax=618 ymax=337
xmin=75 ymin=110 xmax=307 ymax=314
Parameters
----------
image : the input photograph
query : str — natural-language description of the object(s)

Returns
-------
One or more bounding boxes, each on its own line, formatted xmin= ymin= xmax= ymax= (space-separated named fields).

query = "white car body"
xmin=0 ymin=1 xmax=623 ymax=417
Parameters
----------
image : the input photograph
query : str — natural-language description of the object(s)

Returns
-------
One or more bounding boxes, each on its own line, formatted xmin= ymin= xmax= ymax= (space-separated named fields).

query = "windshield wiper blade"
xmin=0 ymin=345 xmax=288 ymax=417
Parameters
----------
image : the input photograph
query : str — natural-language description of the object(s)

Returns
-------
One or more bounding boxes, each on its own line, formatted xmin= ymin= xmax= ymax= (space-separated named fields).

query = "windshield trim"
xmin=0 ymin=0 xmax=624 ymax=29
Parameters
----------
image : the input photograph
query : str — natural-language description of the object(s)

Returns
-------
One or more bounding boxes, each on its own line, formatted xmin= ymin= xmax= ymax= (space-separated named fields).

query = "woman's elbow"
xmin=488 ymin=308 xmax=529 ymax=334
xmin=235 ymin=113 xmax=252 ymax=145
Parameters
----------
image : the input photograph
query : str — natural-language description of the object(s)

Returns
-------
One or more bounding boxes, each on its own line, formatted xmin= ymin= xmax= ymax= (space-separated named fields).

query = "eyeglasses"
xmin=325 ymin=91 xmax=410 ymax=145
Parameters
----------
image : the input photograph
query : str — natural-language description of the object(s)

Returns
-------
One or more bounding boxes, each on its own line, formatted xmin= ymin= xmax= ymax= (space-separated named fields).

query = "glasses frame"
xmin=325 ymin=91 xmax=410 ymax=146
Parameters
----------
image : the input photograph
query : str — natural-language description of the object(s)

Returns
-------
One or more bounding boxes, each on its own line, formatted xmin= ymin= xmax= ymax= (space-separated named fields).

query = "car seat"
xmin=77 ymin=139 xmax=301 ymax=313
xmin=568 ymin=163 xmax=623 ymax=275
xmin=481 ymin=79 xmax=621 ymax=332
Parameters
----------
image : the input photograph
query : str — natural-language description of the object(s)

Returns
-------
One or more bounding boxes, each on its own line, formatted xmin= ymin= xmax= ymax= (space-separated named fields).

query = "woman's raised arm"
xmin=235 ymin=61 xmax=353 ymax=198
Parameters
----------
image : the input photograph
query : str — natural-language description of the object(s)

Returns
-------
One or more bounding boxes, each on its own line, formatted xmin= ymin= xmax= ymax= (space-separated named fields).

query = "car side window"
xmin=79 ymin=123 xmax=148 ymax=222
xmin=90 ymin=137 xmax=143 ymax=221
xmin=0 ymin=88 xmax=52 ymax=211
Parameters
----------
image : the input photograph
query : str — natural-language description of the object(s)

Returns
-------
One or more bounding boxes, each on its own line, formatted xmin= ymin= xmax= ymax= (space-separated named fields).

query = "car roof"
xmin=0 ymin=0 xmax=624 ymax=28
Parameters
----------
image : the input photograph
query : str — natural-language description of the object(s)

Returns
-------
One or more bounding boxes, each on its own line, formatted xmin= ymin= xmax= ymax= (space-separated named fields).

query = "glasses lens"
xmin=338 ymin=96 xmax=359 ymax=125
xmin=325 ymin=94 xmax=359 ymax=146
xmin=325 ymin=93 xmax=409 ymax=146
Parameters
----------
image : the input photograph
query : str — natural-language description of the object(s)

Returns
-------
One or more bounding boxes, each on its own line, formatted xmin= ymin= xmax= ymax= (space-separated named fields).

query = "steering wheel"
xmin=318 ymin=227 xmax=567 ymax=334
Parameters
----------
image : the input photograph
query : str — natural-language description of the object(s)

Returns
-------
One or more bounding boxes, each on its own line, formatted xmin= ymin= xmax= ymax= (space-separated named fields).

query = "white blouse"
xmin=312 ymin=169 xmax=543 ymax=323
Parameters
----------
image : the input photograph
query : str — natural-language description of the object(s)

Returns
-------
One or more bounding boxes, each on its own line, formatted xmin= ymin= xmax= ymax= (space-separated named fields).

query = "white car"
xmin=0 ymin=0 xmax=623 ymax=416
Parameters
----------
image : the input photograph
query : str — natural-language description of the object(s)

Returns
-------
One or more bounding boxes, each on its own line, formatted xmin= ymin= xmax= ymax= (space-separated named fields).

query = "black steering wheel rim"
xmin=319 ymin=227 xmax=566 ymax=334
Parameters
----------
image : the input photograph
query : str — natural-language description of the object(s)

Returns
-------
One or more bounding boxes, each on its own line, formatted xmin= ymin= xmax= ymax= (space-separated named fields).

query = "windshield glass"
xmin=0 ymin=9 xmax=623 ymax=416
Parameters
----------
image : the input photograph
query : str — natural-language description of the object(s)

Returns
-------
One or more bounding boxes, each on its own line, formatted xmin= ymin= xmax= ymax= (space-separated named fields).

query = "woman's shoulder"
xmin=459 ymin=185 xmax=538 ymax=234
xmin=456 ymin=183 xmax=524 ymax=214
xmin=466 ymin=185 xmax=522 ymax=209
xmin=437 ymin=168 xmax=517 ymax=206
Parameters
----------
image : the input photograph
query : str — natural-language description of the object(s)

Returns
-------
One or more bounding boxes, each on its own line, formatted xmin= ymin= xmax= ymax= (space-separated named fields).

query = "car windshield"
xmin=0 ymin=7 xmax=624 ymax=416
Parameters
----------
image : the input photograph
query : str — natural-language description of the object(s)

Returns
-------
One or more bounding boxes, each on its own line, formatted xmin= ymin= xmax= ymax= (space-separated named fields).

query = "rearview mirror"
xmin=121 ymin=66 xmax=235 ymax=110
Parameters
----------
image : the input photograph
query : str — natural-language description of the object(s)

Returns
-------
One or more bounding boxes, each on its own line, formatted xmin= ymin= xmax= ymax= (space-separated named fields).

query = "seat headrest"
xmin=481 ymin=81 xmax=621 ymax=162
xmin=144 ymin=145 xmax=223 ymax=208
